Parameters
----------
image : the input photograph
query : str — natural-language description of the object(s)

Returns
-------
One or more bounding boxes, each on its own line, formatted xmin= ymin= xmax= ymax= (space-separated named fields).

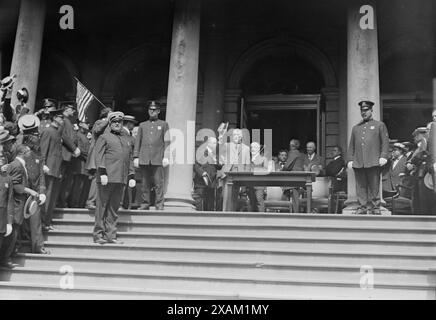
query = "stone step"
xmin=2 ymin=266 xmax=434 ymax=299
xmin=14 ymin=253 xmax=436 ymax=286
xmin=20 ymin=241 xmax=436 ymax=268
xmin=39 ymin=230 xmax=436 ymax=254
xmin=49 ymin=219 xmax=436 ymax=240
xmin=53 ymin=209 xmax=436 ymax=229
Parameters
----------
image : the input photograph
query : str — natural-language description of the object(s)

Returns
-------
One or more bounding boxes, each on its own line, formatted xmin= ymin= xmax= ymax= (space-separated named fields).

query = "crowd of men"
xmin=1 ymin=73 xmax=436 ymax=267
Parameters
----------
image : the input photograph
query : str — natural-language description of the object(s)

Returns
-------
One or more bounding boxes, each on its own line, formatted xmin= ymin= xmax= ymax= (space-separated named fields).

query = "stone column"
xmin=164 ymin=0 xmax=201 ymax=210
xmin=344 ymin=1 xmax=384 ymax=214
xmin=10 ymin=0 xmax=46 ymax=112
xmin=202 ymin=29 xmax=226 ymax=132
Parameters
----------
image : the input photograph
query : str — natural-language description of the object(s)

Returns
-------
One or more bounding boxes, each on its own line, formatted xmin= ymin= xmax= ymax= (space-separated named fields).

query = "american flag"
xmin=76 ymin=80 xmax=94 ymax=122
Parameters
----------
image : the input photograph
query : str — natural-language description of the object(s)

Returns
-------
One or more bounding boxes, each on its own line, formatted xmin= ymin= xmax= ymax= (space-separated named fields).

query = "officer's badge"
xmin=35 ymin=159 xmax=40 ymax=164
xmin=370 ymin=126 xmax=375 ymax=129
xmin=158 ymin=126 xmax=162 ymax=130
xmin=5 ymin=183 xmax=8 ymax=188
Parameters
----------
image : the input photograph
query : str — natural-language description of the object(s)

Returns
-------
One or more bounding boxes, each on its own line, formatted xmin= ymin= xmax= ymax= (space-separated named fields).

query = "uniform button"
xmin=362 ymin=143 xmax=364 ymax=146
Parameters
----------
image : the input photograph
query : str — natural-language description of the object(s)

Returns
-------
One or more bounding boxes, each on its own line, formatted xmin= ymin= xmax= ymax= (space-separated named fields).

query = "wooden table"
xmin=222 ymin=171 xmax=316 ymax=212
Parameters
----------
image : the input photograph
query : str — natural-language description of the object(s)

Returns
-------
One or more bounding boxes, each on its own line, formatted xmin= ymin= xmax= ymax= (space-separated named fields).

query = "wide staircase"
xmin=1 ymin=209 xmax=436 ymax=299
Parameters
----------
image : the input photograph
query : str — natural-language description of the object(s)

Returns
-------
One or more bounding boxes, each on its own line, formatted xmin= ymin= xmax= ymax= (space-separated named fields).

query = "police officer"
xmin=94 ymin=112 xmax=135 ymax=244
xmin=347 ymin=100 xmax=390 ymax=215
xmin=133 ymin=102 xmax=169 ymax=210
xmin=40 ymin=108 xmax=65 ymax=230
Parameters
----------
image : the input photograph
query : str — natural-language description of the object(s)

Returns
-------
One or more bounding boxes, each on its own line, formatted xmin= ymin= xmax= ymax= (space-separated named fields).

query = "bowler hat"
xmin=108 ymin=111 xmax=124 ymax=123
xmin=0 ymin=129 xmax=16 ymax=144
xmin=358 ymin=100 xmax=375 ymax=110
xmin=18 ymin=114 xmax=40 ymax=132
xmin=23 ymin=196 xmax=40 ymax=219
xmin=17 ymin=88 xmax=29 ymax=103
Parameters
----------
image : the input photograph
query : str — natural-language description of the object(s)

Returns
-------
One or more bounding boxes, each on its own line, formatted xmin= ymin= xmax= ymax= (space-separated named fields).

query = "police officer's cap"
xmin=108 ymin=111 xmax=125 ymax=123
xmin=148 ymin=101 xmax=160 ymax=110
xmin=412 ymin=127 xmax=428 ymax=136
xmin=358 ymin=100 xmax=375 ymax=110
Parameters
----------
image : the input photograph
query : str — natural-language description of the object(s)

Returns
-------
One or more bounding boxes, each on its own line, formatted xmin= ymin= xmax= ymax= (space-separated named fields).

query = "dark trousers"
xmin=0 ymin=224 xmax=18 ymax=262
xmin=354 ymin=166 xmax=381 ymax=209
xmin=70 ymin=174 xmax=91 ymax=208
xmin=58 ymin=161 xmax=74 ymax=207
xmin=248 ymin=187 xmax=265 ymax=212
xmin=21 ymin=210 xmax=44 ymax=253
xmin=86 ymin=176 xmax=97 ymax=206
xmin=193 ymin=186 xmax=216 ymax=211
xmin=412 ymin=178 xmax=436 ymax=215
xmin=94 ymin=183 xmax=124 ymax=241
xmin=43 ymin=175 xmax=61 ymax=226
xmin=140 ymin=165 xmax=164 ymax=208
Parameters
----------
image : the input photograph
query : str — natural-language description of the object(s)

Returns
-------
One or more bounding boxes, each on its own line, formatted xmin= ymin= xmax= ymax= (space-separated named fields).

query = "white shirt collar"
xmin=16 ymin=156 xmax=26 ymax=167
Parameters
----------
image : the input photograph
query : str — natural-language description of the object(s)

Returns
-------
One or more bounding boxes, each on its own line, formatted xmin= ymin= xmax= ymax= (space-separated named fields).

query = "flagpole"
xmin=74 ymin=77 xmax=108 ymax=109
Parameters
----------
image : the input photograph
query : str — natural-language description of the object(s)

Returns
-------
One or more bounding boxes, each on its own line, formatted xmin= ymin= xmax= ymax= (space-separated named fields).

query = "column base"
xmin=164 ymin=197 xmax=196 ymax=211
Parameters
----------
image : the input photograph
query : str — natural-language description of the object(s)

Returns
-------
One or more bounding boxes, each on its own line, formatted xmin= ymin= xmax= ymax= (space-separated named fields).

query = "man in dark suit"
xmin=274 ymin=149 xmax=288 ymax=171
xmin=0 ymin=153 xmax=14 ymax=268
xmin=133 ymin=101 xmax=169 ymax=210
xmin=40 ymin=108 xmax=65 ymax=230
xmin=4 ymin=145 xmax=45 ymax=266
xmin=58 ymin=104 xmax=80 ymax=208
xmin=382 ymin=143 xmax=407 ymax=193
xmin=71 ymin=122 xmax=91 ymax=208
xmin=193 ymin=137 xmax=222 ymax=211
xmin=94 ymin=112 xmax=135 ymax=244
xmin=347 ymin=100 xmax=390 ymax=215
xmin=282 ymin=139 xmax=305 ymax=212
xmin=325 ymin=145 xmax=347 ymax=193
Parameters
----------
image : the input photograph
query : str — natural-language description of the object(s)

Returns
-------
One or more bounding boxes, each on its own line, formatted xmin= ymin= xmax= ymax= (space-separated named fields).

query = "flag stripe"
xmin=76 ymin=81 xmax=94 ymax=122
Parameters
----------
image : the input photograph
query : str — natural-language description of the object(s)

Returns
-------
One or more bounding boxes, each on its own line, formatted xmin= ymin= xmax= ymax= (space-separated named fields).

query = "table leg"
xmin=223 ymin=182 xmax=234 ymax=211
xmin=306 ymin=183 xmax=312 ymax=213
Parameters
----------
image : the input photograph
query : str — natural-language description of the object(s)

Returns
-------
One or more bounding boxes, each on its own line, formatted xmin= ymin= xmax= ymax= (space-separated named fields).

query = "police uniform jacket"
xmin=61 ymin=117 xmax=78 ymax=162
xmin=347 ymin=119 xmax=390 ymax=168
xmin=134 ymin=119 xmax=169 ymax=166
xmin=95 ymin=129 xmax=135 ymax=185
xmin=0 ymin=173 xmax=14 ymax=233
xmin=20 ymin=134 xmax=46 ymax=194
xmin=40 ymin=124 xmax=63 ymax=178
xmin=7 ymin=158 xmax=29 ymax=226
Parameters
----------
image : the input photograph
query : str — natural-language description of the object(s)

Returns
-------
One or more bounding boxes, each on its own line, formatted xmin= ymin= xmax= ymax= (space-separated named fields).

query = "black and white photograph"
xmin=0 ymin=0 xmax=435 ymax=303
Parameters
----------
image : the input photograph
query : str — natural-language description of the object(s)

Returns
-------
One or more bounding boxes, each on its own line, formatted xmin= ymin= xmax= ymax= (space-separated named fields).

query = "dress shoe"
xmin=138 ymin=205 xmax=150 ymax=210
xmin=86 ymin=204 xmax=96 ymax=210
xmin=0 ymin=260 xmax=17 ymax=269
xmin=107 ymin=238 xmax=124 ymax=244
xmin=355 ymin=207 xmax=368 ymax=215
xmin=94 ymin=238 xmax=107 ymax=245
xmin=372 ymin=208 xmax=381 ymax=215
xmin=35 ymin=247 xmax=50 ymax=254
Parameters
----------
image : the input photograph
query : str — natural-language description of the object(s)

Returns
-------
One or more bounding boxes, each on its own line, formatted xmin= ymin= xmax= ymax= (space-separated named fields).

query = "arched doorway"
xmin=228 ymin=36 xmax=337 ymax=159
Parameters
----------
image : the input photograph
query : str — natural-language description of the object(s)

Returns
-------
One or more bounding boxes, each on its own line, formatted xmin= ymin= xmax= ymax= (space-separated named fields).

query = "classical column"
xmin=164 ymin=0 xmax=201 ymax=210
xmin=10 ymin=0 xmax=46 ymax=112
xmin=202 ymin=29 xmax=226 ymax=131
xmin=344 ymin=1 xmax=384 ymax=214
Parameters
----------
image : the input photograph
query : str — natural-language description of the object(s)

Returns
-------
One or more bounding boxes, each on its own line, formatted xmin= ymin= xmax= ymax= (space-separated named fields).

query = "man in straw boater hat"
xmin=133 ymin=101 xmax=169 ymax=210
xmin=39 ymin=107 xmax=66 ymax=231
xmin=16 ymin=114 xmax=49 ymax=254
xmin=93 ymin=111 xmax=135 ymax=244
xmin=347 ymin=99 xmax=390 ymax=215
